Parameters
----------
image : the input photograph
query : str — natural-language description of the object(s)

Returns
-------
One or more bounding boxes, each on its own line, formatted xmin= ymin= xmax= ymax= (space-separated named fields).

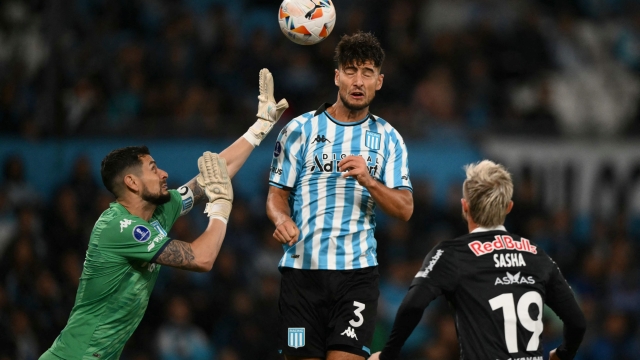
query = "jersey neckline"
xmin=314 ymin=103 xmax=375 ymax=126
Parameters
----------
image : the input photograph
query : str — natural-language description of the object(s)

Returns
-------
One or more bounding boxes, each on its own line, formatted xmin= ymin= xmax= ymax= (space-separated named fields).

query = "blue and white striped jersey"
xmin=269 ymin=103 xmax=412 ymax=270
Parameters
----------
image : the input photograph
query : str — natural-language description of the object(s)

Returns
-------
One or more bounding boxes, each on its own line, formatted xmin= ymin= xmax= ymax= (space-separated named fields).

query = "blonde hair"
xmin=463 ymin=160 xmax=513 ymax=227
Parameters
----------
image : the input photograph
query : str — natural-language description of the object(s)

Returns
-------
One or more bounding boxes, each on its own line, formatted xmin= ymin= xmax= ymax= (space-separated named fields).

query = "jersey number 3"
xmin=489 ymin=292 xmax=543 ymax=353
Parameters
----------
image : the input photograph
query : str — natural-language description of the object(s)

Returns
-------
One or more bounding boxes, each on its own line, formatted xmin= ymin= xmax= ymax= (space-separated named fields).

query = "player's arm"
xmin=545 ymin=261 xmax=587 ymax=360
xmin=266 ymin=185 xmax=299 ymax=246
xmin=338 ymin=155 xmax=413 ymax=221
xmin=154 ymin=217 xmax=227 ymax=271
xmin=178 ymin=68 xmax=288 ymax=207
xmin=221 ymin=68 xmax=287 ymax=173
xmin=178 ymin=137 xmax=254 ymax=208
xmin=179 ymin=177 xmax=209 ymax=208
xmin=157 ymin=152 xmax=234 ymax=272
xmin=374 ymin=244 xmax=457 ymax=360
xmin=375 ymin=284 xmax=440 ymax=360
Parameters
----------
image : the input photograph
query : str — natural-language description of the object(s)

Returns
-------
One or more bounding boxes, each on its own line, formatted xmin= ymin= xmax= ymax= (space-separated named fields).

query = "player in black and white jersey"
xmin=369 ymin=160 xmax=586 ymax=360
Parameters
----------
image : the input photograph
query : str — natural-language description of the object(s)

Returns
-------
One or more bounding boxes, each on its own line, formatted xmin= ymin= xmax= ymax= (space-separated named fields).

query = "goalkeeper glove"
xmin=196 ymin=151 xmax=234 ymax=223
xmin=243 ymin=68 xmax=289 ymax=147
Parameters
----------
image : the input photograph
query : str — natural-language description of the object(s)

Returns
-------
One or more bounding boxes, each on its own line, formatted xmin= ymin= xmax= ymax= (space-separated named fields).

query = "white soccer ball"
xmin=278 ymin=0 xmax=336 ymax=45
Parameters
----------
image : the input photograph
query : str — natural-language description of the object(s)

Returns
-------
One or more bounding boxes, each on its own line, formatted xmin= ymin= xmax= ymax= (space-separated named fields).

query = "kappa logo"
xmin=311 ymin=135 xmax=331 ymax=144
xmin=495 ymin=271 xmax=535 ymax=286
xmin=120 ymin=219 xmax=133 ymax=232
xmin=341 ymin=327 xmax=358 ymax=340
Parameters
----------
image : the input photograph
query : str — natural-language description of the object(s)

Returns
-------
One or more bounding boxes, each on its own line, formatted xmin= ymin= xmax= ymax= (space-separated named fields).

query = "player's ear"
xmin=461 ymin=198 xmax=469 ymax=213
xmin=460 ymin=198 xmax=470 ymax=223
xmin=334 ymin=68 xmax=340 ymax=86
xmin=123 ymin=173 xmax=140 ymax=193
xmin=506 ymin=200 xmax=514 ymax=214
xmin=376 ymin=73 xmax=384 ymax=90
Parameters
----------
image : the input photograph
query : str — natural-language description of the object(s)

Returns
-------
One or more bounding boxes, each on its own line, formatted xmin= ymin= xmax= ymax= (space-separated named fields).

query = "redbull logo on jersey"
xmin=287 ymin=328 xmax=305 ymax=348
xmin=132 ymin=225 xmax=151 ymax=242
xmin=150 ymin=220 xmax=167 ymax=236
xmin=310 ymin=153 xmax=379 ymax=176
xmin=468 ymin=235 xmax=537 ymax=256
xmin=365 ymin=131 xmax=381 ymax=150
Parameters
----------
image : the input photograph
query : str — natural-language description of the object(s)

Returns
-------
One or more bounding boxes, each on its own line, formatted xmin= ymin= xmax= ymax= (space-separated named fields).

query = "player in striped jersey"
xmin=267 ymin=32 xmax=414 ymax=360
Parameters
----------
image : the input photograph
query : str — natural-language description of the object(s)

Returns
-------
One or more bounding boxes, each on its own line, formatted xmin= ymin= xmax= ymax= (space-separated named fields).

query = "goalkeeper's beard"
xmin=141 ymin=186 xmax=171 ymax=205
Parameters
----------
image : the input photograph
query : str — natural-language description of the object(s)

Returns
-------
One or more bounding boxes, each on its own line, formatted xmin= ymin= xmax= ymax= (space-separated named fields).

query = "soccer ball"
xmin=278 ymin=0 xmax=336 ymax=45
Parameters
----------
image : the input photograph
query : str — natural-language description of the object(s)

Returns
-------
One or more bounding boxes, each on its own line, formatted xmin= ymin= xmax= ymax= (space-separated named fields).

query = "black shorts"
xmin=278 ymin=266 xmax=379 ymax=358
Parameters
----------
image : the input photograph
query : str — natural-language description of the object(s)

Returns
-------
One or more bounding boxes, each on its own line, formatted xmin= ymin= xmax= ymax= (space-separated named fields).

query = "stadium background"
xmin=1 ymin=0 xmax=639 ymax=359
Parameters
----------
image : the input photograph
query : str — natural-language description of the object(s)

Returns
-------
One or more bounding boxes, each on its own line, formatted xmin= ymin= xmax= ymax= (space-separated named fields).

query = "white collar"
xmin=471 ymin=225 xmax=507 ymax=233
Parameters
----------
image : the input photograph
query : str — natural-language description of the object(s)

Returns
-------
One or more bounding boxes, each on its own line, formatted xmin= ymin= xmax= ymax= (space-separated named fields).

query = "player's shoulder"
xmin=96 ymin=203 xmax=130 ymax=226
xmin=293 ymin=111 xmax=316 ymax=123
xmin=280 ymin=110 xmax=315 ymax=138
xmin=369 ymin=114 xmax=405 ymax=140
xmin=422 ymin=238 xmax=462 ymax=262
xmin=290 ymin=109 xmax=317 ymax=125
xmin=93 ymin=203 xmax=145 ymax=239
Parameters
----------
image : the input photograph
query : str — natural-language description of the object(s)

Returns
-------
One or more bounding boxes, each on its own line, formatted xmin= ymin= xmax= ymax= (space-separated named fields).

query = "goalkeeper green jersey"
xmin=42 ymin=189 xmax=192 ymax=360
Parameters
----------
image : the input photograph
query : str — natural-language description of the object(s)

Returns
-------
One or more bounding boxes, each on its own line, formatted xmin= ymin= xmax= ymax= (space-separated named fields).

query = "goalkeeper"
xmin=39 ymin=69 xmax=288 ymax=360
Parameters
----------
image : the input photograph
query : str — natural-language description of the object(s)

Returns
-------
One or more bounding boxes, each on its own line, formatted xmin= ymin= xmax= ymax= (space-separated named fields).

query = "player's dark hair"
xmin=100 ymin=146 xmax=150 ymax=197
xmin=334 ymin=31 xmax=385 ymax=69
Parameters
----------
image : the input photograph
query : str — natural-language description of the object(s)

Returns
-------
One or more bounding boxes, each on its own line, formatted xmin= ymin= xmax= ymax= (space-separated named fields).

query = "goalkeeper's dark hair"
xmin=334 ymin=31 xmax=385 ymax=69
xmin=101 ymin=146 xmax=150 ymax=197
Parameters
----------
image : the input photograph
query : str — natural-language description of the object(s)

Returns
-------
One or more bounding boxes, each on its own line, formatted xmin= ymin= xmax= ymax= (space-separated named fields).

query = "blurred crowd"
xmin=3 ymin=0 xmax=640 ymax=140
xmin=1 ymin=0 xmax=640 ymax=359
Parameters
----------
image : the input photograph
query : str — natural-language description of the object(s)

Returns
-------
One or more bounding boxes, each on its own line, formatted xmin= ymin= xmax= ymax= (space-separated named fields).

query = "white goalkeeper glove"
xmin=242 ymin=68 xmax=289 ymax=147
xmin=196 ymin=151 xmax=234 ymax=223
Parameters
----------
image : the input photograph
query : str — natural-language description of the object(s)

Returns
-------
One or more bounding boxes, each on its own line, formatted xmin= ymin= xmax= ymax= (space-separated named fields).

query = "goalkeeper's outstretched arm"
xmin=224 ymin=68 xmax=287 ymax=175
xmin=179 ymin=68 xmax=288 ymax=206
xmin=156 ymin=152 xmax=233 ymax=272
xmin=154 ymin=217 xmax=227 ymax=272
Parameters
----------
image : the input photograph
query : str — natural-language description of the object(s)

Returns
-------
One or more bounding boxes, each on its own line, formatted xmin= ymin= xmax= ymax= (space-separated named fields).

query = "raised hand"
xmin=339 ymin=155 xmax=376 ymax=188
xmin=244 ymin=68 xmax=289 ymax=147
xmin=196 ymin=151 xmax=233 ymax=222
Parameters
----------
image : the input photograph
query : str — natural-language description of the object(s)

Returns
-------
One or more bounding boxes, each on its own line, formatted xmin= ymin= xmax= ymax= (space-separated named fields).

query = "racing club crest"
xmin=365 ymin=131 xmax=381 ymax=150
xmin=150 ymin=220 xmax=167 ymax=236
xmin=288 ymin=328 xmax=305 ymax=348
